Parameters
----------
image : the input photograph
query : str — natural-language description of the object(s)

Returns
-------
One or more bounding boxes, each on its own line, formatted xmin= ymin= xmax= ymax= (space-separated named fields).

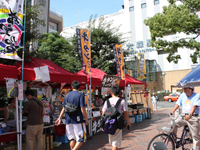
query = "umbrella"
xmin=175 ymin=64 xmax=200 ymax=87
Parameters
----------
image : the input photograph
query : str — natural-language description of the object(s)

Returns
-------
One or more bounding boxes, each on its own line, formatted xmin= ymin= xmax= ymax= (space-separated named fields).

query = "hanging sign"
xmin=101 ymin=75 xmax=121 ymax=88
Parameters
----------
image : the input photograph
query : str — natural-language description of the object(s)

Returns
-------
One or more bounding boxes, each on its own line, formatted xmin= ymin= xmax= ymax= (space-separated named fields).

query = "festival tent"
xmin=76 ymin=68 xmax=106 ymax=88
xmin=0 ymin=63 xmax=18 ymax=85
xmin=77 ymin=68 xmax=127 ymax=88
xmin=117 ymin=74 xmax=146 ymax=87
xmin=13 ymin=57 xmax=87 ymax=85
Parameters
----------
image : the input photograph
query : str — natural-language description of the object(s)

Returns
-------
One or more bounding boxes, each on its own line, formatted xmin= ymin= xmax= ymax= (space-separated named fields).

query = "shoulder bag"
xmin=65 ymin=98 xmax=78 ymax=116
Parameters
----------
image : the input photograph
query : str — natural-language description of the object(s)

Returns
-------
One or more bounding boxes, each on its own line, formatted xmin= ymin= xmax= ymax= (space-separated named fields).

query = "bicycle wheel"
xmin=147 ymin=133 xmax=175 ymax=150
xmin=182 ymin=131 xmax=193 ymax=150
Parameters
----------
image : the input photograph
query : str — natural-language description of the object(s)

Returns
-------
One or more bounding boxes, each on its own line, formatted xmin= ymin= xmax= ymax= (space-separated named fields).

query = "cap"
xmin=153 ymin=93 xmax=155 ymax=95
xmin=183 ymin=87 xmax=194 ymax=90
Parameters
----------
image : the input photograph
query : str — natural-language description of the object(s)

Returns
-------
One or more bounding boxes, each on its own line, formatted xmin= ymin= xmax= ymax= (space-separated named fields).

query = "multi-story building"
xmin=49 ymin=7 xmax=63 ymax=33
xmin=61 ymin=0 xmax=200 ymax=93
xmin=29 ymin=0 xmax=63 ymax=50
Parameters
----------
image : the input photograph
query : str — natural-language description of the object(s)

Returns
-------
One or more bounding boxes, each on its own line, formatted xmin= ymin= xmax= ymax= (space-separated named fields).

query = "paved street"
xmin=53 ymin=108 xmax=177 ymax=150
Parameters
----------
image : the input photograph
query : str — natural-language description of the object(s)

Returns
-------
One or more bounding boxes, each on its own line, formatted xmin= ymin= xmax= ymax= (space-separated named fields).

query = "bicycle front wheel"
xmin=147 ymin=133 xmax=175 ymax=150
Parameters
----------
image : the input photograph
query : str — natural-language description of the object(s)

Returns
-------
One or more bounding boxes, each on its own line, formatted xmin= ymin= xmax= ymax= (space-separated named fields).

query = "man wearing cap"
xmin=171 ymin=87 xmax=200 ymax=150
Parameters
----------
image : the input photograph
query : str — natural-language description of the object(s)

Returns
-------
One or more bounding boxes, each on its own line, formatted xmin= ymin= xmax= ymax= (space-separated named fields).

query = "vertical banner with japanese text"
xmin=113 ymin=44 xmax=125 ymax=80
xmin=128 ymin=70 xmax=132 ymax=76
xmin=0 ymin=0 xmax=24 ymax=60
xmin=76 ymin=28 xmax=91 ymax=76
xmin=138 ymin=53 xmax=146 ymax=80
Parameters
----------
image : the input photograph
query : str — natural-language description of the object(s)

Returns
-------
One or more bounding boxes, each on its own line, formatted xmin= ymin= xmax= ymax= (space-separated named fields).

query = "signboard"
xmin=101 ymin=87 xmax=111 ymax=95
xmin=92 ymin=117 xmax=102 ymax=135
xmin=138 ymin=53 xmax=146 ymax=80
xmin=101 ymin=75 xmax=121 ymax=88
xmin=131 ymin=84 xmax=145 ymax=91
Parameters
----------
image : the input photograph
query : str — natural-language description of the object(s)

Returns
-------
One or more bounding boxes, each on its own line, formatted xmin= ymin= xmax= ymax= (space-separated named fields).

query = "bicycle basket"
xmin=156 ymin=122 xmax=173 ymax=133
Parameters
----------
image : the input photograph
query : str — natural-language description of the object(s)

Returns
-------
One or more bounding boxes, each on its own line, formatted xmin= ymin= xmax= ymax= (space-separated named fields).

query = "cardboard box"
xmin=50 ymin=135 xmax=53 ymax=149
xmin=43 ymin=134 xmax=46 ymax=150
xmin=46 ymin=136 xmax=50 ymax=150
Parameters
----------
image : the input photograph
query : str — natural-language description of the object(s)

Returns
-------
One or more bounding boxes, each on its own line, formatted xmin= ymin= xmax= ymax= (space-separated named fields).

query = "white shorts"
xmin=65 ymin=123 xmax=87 ymax=142
xmin=108 ymin=129 xmax=122 ymax=147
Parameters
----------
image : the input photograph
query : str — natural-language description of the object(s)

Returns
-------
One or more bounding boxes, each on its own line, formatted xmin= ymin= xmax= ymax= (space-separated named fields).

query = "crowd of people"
xmin=13 ymin=80 xmax=200 ymax=150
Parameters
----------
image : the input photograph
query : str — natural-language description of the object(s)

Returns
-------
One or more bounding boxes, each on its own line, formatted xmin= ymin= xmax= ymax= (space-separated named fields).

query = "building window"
xmin=146 ymin=60 xmax=157 ymax=81
xmin=129 ymin=6 xmax=134 ymax=12
xmin=137 ymin=41 xmax=143 ymax=48
xmin=38 ymin=0 xmax=46 ymax=7
xmin=147 ymin=39 xmax=151 ymax=47
xmin=154 ymin=0 xmax=159 ymax=5
xmin=49 ymin=25 xmax=54 ymax=30
xmin=141 ymin=3 xmax=146 ymax=8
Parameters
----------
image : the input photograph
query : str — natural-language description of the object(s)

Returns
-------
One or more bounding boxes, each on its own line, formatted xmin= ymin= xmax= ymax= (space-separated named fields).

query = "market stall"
xmin=0 ymin=57 xmax=88 ymax=149
xmin=120 ymin=74 xmax=151 ymax=123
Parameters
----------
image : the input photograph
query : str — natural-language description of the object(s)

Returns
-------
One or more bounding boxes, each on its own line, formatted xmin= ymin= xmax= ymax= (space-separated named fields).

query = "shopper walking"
xmin=152 ymin=93 xmax=157 ymax=112
xmin=55 ymin=80 xmax=88 ymax=150
xmin=102 ymin=85 xmax=131 ymax=150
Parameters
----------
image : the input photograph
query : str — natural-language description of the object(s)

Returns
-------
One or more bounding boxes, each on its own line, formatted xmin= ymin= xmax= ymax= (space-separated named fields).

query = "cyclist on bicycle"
xmin=171 ymin=87 xmax=200 ymax=150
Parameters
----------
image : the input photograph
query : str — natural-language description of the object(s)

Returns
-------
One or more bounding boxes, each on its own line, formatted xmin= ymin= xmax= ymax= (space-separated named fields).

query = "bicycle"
xmin=147 ymin=114 xmax=193 ymax=150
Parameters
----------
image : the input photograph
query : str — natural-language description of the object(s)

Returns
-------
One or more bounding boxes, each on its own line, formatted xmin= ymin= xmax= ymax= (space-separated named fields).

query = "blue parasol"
xmin=175 ymin=64 xmax=200 ymax=87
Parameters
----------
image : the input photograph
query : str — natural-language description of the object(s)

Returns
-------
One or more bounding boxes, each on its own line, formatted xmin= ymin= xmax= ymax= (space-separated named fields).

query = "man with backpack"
xmin=55 ymin=81 xmax=88 ymax=150
xmin=101 ymin=85 xmax=131 ymax=150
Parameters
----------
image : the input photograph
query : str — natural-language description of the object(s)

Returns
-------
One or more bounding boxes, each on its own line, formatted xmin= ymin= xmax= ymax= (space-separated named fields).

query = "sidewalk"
xmin=52 ymin=108 xmax=174 ymax=150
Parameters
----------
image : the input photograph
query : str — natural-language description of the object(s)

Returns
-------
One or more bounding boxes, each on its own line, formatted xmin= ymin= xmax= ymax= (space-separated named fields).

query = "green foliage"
xmin=144 ymin=0 xmax=200 ymax=63
xmin=151 ymin=91 xmax=171 ymax=101
xmin=24 ymin=4 xmax=46 ymax=50
xmin=31 ymin=32 xmax=82 ymax=73
xmin=86 ymin=15 xmax=127 ymax=75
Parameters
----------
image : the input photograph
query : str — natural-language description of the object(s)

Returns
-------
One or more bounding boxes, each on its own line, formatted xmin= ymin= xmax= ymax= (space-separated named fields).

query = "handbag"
xmin=65 ymin=99 xmax=78 ymax=116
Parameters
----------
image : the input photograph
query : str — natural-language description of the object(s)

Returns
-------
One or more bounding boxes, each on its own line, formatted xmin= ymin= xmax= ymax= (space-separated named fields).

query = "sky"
xmin=50 ymin=0 xmax=124 ymax=27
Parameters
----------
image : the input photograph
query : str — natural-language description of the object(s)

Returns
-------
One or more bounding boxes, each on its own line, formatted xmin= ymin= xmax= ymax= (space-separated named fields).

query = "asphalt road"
xmin=157 ymin=100 xmax=176 ymax=109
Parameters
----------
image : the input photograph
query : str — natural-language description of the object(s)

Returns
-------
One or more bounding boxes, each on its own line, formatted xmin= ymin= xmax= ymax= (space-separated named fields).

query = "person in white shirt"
xmin=152 ymin=93 xmax=157 ymax=112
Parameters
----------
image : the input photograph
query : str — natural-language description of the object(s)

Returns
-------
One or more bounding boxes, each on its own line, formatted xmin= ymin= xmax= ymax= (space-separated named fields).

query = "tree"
xmin=35 ymin=16 xmax=132 ymax=74
xmin=144 ymin=0 xmax=200 ymax=63
xmin=71 ymin=16 xmax=129 ymax=75
xmin=31 ymin=32 xmax=82 ymax=73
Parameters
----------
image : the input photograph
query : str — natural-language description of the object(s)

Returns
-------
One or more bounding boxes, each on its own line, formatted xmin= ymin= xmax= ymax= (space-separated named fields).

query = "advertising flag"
xmin=138 ymin=53 xmax=146 ymax=80
xmin=0 ymin=0 xmax=24 ymax=60
xmin=76 ymin=28 xmax=91 ymax=76
xmin=128 ymin=70 xmax=132 ymax=76
xmin=113 ymin=44 xmax=125 ymax=80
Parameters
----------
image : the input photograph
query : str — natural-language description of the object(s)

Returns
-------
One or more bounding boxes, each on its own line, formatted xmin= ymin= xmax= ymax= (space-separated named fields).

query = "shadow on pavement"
xmin=52 ymin=108 xmax=173 ymax=150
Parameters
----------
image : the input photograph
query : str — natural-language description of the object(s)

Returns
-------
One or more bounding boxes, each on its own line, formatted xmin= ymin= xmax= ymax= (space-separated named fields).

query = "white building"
xmin=61 ymin=0 xmax=200 ymax=93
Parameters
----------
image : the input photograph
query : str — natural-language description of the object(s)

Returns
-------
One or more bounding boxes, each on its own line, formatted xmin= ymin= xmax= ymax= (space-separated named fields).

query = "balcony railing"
xmin=50 ymin=7 xmax=63 ymax=18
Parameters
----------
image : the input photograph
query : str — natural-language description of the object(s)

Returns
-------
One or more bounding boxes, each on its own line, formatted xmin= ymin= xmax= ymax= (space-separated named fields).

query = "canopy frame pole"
xmin=19 ymin=0 xmax=28 ymax=149
xmin=89 ymin=76 xmax=92 ymax=137
xmin=16 ymin=97 xmax=20 ymax=150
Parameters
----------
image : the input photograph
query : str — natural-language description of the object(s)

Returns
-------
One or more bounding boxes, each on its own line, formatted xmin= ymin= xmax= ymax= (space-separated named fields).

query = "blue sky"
xmin=50 ymin=0 xmax=124 ymax=27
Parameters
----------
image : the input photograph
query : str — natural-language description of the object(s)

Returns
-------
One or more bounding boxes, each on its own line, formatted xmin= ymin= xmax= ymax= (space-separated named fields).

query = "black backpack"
xmin=100 ymin=98 xmax=126 ymax=130
xmin=104 ymin=98 xmax=122 ymax=119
